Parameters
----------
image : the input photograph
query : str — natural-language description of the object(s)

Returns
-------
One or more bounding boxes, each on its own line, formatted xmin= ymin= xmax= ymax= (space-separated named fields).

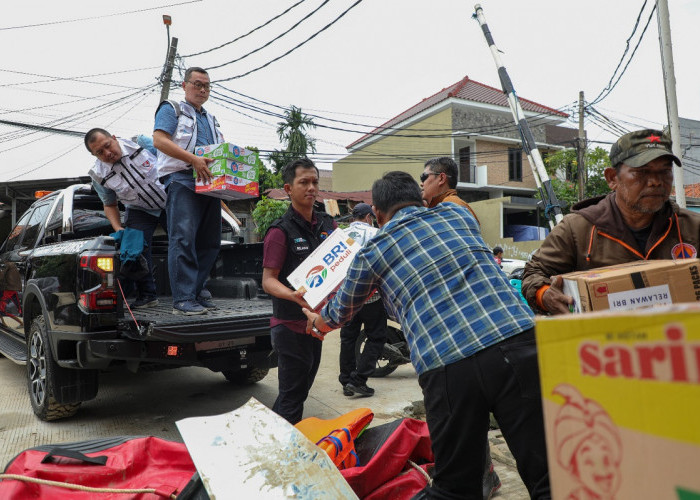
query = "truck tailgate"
xmin=122 ymin=297 xmax=273 ymax=342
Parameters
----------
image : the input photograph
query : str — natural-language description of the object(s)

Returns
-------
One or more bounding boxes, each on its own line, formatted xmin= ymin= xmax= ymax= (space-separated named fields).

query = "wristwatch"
xmin=311 ymin=317 xmax=321 ymax=335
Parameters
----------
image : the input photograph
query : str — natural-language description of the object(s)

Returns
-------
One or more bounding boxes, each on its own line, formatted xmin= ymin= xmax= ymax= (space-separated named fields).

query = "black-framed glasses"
xmin=420 ymin=172 xmax=440 ymax=183
xmin=187 ymin=80 xmax=211 ymax=91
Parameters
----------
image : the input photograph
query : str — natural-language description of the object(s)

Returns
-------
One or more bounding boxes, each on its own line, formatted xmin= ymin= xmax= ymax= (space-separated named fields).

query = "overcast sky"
xmin=2 ymin=0 xmax=699 ymax=182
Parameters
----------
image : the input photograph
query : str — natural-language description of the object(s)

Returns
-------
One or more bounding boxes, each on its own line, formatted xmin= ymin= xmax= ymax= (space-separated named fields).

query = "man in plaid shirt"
xmin=304 ymin=172 xmax=550 ymax=500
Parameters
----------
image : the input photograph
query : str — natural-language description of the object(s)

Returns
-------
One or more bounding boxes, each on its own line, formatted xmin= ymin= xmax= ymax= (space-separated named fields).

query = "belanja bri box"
xmin=286 ymin=229 xmax=361 ymax=310
xmin=561 ymin=258 xmax=700 ymax=313
xmin=535 ymin=304 xmax=700 ymax=499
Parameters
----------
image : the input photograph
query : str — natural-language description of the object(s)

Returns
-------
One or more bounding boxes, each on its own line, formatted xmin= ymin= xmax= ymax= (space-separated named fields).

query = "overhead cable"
xmin=184 ymin=0 xmax=308 ymax=57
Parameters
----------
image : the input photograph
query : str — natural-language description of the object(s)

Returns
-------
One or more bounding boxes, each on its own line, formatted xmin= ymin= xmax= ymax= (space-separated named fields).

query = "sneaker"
xmin=172 ymin=300 xmax=208 ymax=316
xmin=483 ymin=462 xmax=502 ymax=500
xmin=196 ymin=296 xmax=217 ymax=310
xmin=342 ymin=386 xmax=354 ymax=397
xmin=345 ymin=382 xmax=375 ymax=397
xmin=130 ymin=296 xmax=159 ymax=309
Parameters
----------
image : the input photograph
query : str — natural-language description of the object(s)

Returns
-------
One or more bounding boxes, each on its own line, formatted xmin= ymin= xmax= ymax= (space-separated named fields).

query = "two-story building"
xmin=332 ymin=75 xmax=578 ymax=259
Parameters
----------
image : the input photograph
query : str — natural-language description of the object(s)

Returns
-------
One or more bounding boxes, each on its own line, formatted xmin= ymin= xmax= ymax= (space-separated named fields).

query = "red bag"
xmin=0 ymin=436 xmax=200 ymax=499
xmin=341 ymin=418 xmax=434 ymax=499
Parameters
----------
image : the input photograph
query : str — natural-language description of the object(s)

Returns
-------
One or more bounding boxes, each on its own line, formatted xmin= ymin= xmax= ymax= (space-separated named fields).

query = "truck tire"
xmin=27 ymin=316 xmax=81 ymax=421
xmin=222 ymin=366 xmax=269 ymax=385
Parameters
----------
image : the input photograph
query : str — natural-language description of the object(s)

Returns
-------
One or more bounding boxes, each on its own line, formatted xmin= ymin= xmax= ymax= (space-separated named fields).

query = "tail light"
xmin=79 ymin=254 xmax=117 ymax=311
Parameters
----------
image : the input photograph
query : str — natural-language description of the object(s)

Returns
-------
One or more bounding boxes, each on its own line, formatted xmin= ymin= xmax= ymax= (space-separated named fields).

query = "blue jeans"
xmin=123 ymin=207 xmax=167 ymax=298
xmin=164 ymin=175 xmax=221 ymax=303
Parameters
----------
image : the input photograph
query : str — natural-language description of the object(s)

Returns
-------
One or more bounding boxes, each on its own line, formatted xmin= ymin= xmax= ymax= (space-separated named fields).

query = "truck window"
xmin=3 ymin=210 xmax=33 ymax=252
xmin=45 ymin=197 xmax=64 ymax=240
xmin=20 ymin=203 xmax=52 ymax=250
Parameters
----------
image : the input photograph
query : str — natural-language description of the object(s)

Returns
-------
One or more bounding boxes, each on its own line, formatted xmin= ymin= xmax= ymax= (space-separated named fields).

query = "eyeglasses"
xmin=187 ymin=80 xmax=211 ymax=91
xmin=420 ymin=172 xmax=440 ymax=183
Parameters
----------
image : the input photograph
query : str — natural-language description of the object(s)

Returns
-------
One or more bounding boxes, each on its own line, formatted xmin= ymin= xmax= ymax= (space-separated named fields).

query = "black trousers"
xmin=271 ymin=324 xmax=323 ymax=425
xmin=418 ymin=329 xmax=550 ymax=500
xmin=122 ymin=208 xmax=167 ymax=299
xmin=338 ymin=299 xmax=388 ymax=386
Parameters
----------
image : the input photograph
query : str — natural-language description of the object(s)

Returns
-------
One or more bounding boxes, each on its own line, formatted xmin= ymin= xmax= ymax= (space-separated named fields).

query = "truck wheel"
xmin=27 ymin=316 xmax=81 ymax=421
xmin=222 ymin=367 xmax=269 ymax=385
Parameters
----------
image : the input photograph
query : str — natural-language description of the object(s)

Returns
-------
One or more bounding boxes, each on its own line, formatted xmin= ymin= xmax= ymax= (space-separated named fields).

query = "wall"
xmin=333 ymin=108 xmax=452 ymax=192
xmin=470 ymin=196 xmax=543 ymax=260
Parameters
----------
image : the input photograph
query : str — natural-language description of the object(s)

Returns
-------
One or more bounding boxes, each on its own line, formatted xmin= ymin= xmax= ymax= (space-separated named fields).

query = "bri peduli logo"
xmin=233 ymin=146 xmax=240 ymax=156
xmin=195 ymin=147 xmax=204 ymax=156
xmin=306 ymin=265 xmax=327 ymax=288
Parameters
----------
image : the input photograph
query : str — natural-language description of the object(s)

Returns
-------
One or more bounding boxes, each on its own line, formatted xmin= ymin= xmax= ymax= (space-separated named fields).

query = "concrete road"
xmin=0 ymin=333 xmax=528 ymax=498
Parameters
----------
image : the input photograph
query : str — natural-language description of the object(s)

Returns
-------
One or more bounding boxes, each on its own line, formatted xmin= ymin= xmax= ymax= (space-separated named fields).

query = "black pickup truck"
xmin=0 ymin=184 xmax=274 ymax=421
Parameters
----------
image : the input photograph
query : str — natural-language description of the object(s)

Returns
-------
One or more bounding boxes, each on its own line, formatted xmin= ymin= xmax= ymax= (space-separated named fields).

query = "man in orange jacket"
xmin=522 ymin=129 xmax=700 ymax=314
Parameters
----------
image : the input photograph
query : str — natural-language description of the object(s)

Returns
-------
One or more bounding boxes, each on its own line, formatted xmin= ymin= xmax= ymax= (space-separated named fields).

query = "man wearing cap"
xmin=522 ymin=129 xmax=700 ymax=314
xmin=338 ymin=203 xmax=387 ymax=397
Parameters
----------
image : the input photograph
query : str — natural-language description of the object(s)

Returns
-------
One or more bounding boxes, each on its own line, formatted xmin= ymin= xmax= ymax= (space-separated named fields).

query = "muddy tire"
xmin=222 ymin=366 xmax=269 ymax=385
xmin=27 ymin=316 xmax=81 ymax=421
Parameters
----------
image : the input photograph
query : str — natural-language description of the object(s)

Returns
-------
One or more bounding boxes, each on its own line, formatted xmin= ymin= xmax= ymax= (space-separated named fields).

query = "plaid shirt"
xmin=321 ymin=204 xmax=535 ymax=375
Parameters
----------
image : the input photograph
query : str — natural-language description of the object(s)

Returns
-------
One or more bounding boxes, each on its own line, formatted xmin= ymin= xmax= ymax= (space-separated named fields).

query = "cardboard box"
xmin=193 ymin=142 xmax=258 ymax=166
xmin=195 ymin=159 xmax=259 ymax=200
xmin=286 ymin=229 xmax=361 ymax=310
xmin=562 ymin=258 xmax=700 ymax=313
xmin=195 ymin=175 xmax=259 ymax=200
xmin=536 ymin=305 xmax=700 ymax=499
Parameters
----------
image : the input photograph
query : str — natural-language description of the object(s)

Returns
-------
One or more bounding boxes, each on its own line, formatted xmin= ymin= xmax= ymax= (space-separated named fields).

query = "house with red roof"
xmin=332 ymin=75 xmax=579 ymax=258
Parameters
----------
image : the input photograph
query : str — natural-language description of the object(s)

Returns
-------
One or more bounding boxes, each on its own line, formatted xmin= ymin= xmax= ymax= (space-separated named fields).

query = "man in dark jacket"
xmin=262 ymin=157 xmax=337 ymax=424
xmin=522 ymin=129 xmax=700 ymax=314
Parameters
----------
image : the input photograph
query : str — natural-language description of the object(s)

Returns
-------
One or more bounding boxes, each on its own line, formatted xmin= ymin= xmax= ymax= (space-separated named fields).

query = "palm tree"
xmin=270 ymin=106 xmax=317 ymax=173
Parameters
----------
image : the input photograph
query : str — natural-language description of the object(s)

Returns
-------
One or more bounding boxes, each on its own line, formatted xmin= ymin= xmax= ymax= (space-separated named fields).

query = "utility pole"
xmin=656 ymin=0 xmax=685 ymax=207
xmin=160 ymin=15 xmax=178 ymax=103
xmin=577 ymin=91 xmax=586 ymax=201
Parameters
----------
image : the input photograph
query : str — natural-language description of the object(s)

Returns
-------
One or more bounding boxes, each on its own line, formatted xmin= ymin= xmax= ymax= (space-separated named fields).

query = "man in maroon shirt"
xmin=262 ymin=158 xmax=337 ymax=424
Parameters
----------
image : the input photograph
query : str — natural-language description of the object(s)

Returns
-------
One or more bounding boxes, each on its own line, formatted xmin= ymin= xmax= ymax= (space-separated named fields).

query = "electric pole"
xmin=656 ymin=0 xmax=685 ymax=207
xmin=160 ymin=15 xmax=178 ymax=103
xmin=577 ymin=91 xmax=586 ymax=201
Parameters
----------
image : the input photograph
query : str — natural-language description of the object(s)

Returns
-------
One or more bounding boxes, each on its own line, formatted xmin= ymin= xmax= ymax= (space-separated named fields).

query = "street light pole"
xmin=160 ymin=15 xmax=178 ymax=103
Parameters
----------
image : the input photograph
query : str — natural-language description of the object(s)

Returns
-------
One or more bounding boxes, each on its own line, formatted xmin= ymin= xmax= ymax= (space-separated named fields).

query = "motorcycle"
xmin=355 ymin=319 xmax=411 ymax=377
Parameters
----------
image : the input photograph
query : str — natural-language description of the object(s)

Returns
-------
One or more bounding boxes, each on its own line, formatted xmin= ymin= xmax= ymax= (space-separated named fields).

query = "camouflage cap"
xmin=609 ymin=129 xmax=681 ymax=168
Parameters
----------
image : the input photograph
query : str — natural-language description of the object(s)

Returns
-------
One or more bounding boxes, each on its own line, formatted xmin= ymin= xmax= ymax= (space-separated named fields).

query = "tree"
xmin=269 ymin=105 xmax=317 ymax=174
xmin=541 ymin=146 xmax=612 ymax=214
xmin=251 ymin=196 xmax=290 ymax=237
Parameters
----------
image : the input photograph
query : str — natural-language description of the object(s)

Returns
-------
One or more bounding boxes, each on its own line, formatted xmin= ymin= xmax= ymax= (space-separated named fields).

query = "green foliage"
xmin=251 ymin=196 xmax=290 ymax=236
xmin=540 ymin=146 xmax=612 ymax=213
xmin=248 ymin=146 xmax=283 ymax=193
xmin=269 ymin=105 xmax=317 ymax=174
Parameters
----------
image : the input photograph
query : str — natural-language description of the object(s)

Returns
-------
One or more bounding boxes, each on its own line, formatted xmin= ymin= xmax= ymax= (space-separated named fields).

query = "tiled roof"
xmin=264 ymin=188 xmax=372 ymax=204
xmin=347 ymin=75 xmax=568 ymax=149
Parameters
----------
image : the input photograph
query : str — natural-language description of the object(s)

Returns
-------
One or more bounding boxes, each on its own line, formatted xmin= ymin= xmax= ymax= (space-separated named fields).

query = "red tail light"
xmin=79 ymin=254 xmax=117 ymax=311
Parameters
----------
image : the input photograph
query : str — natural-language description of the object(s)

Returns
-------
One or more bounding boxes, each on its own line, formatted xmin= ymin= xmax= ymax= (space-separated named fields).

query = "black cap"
xmin=352 ymin=203 xmax=374 ymax=218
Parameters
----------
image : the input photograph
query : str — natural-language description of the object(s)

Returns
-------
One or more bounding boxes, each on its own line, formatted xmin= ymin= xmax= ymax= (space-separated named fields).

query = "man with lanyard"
xmin=338 ymin=203 xmax=388 ymax=398
xmin=522 ymin=129 xmax=700 ymax=314
xmin=262 ymin=157 xmax=337 ymax=424
xmin=303 ymin=172 xmax=549 ymax=500
xmin=85 ymin=128 xmax=167 ymax=308
xmin=153 ymin=66 xmax=223 ymax=316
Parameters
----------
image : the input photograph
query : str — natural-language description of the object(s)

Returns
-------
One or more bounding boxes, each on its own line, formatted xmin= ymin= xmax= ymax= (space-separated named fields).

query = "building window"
xmin=508 ymin=148 xmax=522 ymax=181
xmin=458 ymin=146 xmax=474 ymax=183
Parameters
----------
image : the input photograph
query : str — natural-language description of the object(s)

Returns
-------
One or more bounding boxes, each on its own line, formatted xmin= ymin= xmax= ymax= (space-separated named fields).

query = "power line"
xmin=589 ymin=2 xmax=656 ymax=106
xmin=205 ymin=0 xmax=332 ymax=71
xmin=184 ymin=0 xmax=309 ymax=57
xmin=0 ymin=0 xmax=203 ymax=31
xmin=212 ymin=0 xmax=365 ymax=82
